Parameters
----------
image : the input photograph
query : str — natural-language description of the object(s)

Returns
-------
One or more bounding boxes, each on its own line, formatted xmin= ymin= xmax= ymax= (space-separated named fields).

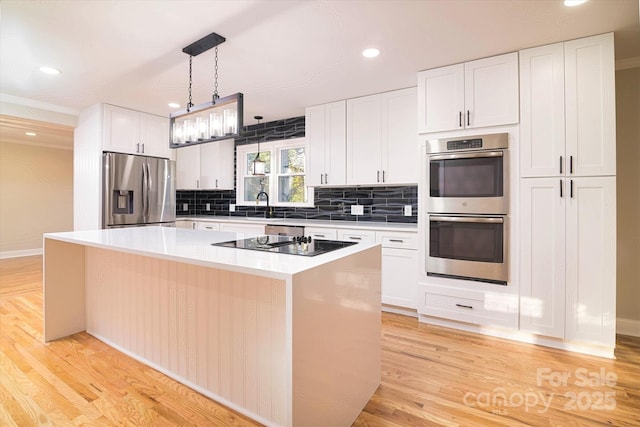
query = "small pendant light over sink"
xmin=252 ymin=116 xmax=266 ymax=176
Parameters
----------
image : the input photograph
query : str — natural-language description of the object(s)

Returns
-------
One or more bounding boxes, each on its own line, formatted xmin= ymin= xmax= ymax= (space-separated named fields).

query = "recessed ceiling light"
xmin=25 ymin=132 xmax=37 ymax=136
xmin=564 ymin=0 xmax=588 ymax=6
xmin=362 ymin=48 xmax=380 ymax=58
xmin=168 ymin=102 xmax=181 ymax=108
xmin=39 ymin=66 xmax=62 ymax=75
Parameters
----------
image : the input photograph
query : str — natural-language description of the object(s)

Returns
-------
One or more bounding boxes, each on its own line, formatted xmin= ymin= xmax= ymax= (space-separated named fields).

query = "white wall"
xmin=615 ymin=66 xmax=640 ymax=330
xmin=0 ymin=141 xmax=73 ymax=257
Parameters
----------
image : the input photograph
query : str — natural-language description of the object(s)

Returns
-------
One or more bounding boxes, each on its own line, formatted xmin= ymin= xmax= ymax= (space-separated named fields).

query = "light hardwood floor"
xmin=1 ymin=255 xmax=639 ymax=426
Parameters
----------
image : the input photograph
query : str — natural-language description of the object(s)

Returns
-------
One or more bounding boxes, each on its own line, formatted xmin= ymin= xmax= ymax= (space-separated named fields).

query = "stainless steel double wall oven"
xmin=426 ymin=133 xmax=509 ymax=285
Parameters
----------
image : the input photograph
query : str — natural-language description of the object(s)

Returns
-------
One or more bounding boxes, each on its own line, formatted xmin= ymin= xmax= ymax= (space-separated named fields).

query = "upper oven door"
xmin=428 ymin=150 xmax=508 ymax=214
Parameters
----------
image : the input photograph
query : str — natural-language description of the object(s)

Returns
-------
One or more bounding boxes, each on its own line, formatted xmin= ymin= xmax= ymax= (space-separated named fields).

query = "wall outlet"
xmin=229 ymin=203 xmax=236 ymax=212
xmin=350 ymin=205 xmax=364 ymax=215
xmin=182 ymin=203 xmax=188 ymax=211
xmin=404 ymin=205 xmax=412 ymax=216
xmin=206 ymin=203 xmax=211 ymax=211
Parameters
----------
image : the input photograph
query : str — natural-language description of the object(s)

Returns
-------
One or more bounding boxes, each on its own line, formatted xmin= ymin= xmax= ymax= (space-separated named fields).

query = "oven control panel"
xmin=447 ymin=138 xmax=482 ymax=150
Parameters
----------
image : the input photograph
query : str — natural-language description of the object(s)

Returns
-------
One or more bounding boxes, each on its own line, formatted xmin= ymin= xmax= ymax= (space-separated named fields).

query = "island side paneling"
xmin=84 ymin=247 xmax=289 ymax=427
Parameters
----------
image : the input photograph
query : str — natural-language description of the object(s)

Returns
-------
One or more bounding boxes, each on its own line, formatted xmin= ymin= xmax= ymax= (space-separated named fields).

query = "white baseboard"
xmin=0 ymin=248 xmax=43 ymax=259
xmin=617 ymin=318 xmax=640 ymax=337
xmin=418 ymin=314 xmax=616 ymax=359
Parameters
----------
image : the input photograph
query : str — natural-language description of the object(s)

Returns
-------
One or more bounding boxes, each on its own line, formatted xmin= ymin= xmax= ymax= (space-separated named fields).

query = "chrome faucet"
xmin=256 ymin=190 xmax=273 ymax=218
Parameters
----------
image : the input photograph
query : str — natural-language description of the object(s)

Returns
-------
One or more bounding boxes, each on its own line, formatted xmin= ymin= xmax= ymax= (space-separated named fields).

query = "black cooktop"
xmin=211 ymin=235 xmax=356 ymax=257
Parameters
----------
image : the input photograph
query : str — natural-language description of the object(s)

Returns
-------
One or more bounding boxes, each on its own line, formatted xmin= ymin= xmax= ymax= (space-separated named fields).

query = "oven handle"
xmin=428 ymin=150 xmax=504 ymax=161
xmin=429 ymin=215 xmax=504 ymax=224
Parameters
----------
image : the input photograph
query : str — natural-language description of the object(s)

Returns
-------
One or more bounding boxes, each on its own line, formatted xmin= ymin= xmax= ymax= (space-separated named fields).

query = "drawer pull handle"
xmin=316 ymin=234 xmax=326 ymax=238
xmin=389 ymin=239 xmax=404 ymax=243
xmin=456 ymin=303 xmax=473 ymax=309
xmin=349 ymin=236 xmax=362 ymax=240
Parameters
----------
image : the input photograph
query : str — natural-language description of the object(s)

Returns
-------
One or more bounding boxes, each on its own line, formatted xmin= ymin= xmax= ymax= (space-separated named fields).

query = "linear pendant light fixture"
xmin=169 ymin=31 xmax=243 ymax=147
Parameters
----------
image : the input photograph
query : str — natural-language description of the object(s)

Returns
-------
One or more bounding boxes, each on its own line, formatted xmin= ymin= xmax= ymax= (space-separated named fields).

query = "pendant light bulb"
xmin=252 ymin=115 xmax=266 ymax=176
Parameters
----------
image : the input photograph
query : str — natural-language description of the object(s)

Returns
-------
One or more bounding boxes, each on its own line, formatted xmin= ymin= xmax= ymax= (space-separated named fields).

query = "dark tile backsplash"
xmin=175 ymin=116 xmax=418 ymax=224
xmin=177 ymin=186 xmax=418 ymax=223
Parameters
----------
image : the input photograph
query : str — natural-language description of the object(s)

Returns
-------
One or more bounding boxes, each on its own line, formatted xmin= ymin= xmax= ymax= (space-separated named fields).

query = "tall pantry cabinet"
xmin=519 ymin=33 xmax=616 ymax=350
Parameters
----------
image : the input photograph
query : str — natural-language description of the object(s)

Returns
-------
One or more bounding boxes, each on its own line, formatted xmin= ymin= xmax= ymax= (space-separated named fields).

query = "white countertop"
xmin=176 ymin=216 xmax=418 ymax=232
xmin=44 ymin=227 xmax=380 ymax=280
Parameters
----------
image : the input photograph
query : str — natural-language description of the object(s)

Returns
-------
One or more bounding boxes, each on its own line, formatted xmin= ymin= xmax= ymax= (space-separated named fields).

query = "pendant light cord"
xmin=213 ymin=46 xmax=219 ymax=103
xmin=187 ymin=55 xmax=194 ymax=112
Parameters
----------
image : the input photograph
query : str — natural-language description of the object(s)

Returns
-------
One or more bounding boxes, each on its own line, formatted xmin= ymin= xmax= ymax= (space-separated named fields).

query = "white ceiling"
xmin=1 ymin=0 xmax=639 ymax=148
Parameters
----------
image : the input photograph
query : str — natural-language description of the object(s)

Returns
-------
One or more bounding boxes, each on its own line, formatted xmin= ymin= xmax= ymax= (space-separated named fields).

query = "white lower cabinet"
xmin=420 ymin=284 xmax=518 ymax=327
xmin=337 ymin=228 xmax=376 ymax=243
xmin=197 ymin=222 xmax=220 ymax=231
xmin=520 ymin=176 xmax=616 ymax=347
xmin=305 ymin=227 xmax=337 ymax=240
xmin=376 ymin=231 xmax=418 ymax=310
xmin=176 ymin=220 xmax=197 ymax=229
xmin=219 ymin=223 xmax=265 ymax=236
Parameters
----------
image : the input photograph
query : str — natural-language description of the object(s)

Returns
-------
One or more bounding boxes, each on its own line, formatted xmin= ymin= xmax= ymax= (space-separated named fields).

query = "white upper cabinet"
xmin=519 ymin=43 xmax=566 ymax=177
xmin=564 ymin=33 xmax=616 ymax=177
xmin=176 ymin=139 xmax=234 ymax=190
xmin=176 ymin=144 xmax=200 ymax=189
xmin=306 ymin=101 xmax=346 ymax=187
xmin=347 ymin=94 xmax=383 ymax=185
xmin=200 ymin=138 xmax=234 ymax=190
xmin=103 ymin=104 xmax=170 ymax=158
xmin=418 ymin=52 xmax=519 ymax=133
xmin=347 ymin=87 xmax=418 ymax=185
xmin=520 ymin=33 xmax=615 ymax=177
xmin=383 ymin=87 xmax=419 ymax=185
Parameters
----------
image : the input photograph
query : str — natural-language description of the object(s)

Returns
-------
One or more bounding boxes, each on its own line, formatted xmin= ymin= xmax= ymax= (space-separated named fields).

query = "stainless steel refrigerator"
xmin=102 ymin=152 xmax=176 ymax=228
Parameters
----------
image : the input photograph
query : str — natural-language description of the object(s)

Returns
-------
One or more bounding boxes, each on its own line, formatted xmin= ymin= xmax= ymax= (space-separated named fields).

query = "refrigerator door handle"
xmin=142 ymin=161 xmax=148 ymax=221
xmin=146 ymin=161 xmax=152 ymax=219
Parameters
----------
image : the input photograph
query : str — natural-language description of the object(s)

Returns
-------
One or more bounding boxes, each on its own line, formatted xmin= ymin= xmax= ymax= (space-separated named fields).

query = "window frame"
xmin=236 ymin=137 xmax=314 ymax=207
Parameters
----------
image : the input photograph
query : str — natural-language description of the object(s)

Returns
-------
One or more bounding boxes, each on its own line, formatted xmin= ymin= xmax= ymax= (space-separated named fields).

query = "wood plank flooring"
xmin=1 ymin=255 xmax=639 ymax=426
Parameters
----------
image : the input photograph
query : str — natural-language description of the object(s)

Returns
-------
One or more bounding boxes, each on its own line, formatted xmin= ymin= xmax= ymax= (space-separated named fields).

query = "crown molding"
xmin=616 ymin=57 xmax=640 ymax=71
xmin=0 ymin=94 xmax=79 ymax=116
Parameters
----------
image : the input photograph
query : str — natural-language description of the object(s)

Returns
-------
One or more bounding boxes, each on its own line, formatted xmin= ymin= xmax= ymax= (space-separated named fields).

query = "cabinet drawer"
xmin=220 ymin=223 xmax=265 ymax=235
xmin=420 ymin=287 xmax=517 ymax=328
xmin=376 ymin=231 xmax=417 ymax=249
xmin=337 ymin=229 xmax=376 ymax=243
xmin=197 ymin=222 xmax=220 ymax=231
xmin=305 ymin=227 xmax=337 ymax=240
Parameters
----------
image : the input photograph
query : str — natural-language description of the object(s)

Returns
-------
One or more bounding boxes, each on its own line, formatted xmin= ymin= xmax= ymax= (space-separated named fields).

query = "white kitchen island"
xmin=43 ymin=227 xmax=381 ymax=427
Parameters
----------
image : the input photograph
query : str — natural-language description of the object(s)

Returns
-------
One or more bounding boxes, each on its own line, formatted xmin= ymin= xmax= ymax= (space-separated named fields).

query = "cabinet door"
xmin=564 ymin=33 xmax=616 ymax=176
xmin=200 ymin=139 xmax=234 ymax=190
xmin=103 ymin=104 xmax=139 ymax=154
xmin=417 ymin=64 xmax=464 ymax=133
xmin=519 ymin=178 xmax=566 ymax=338
xmin=176 ymin=220 xmax=197 ymax=229
xmin=141 ymin=113 xmax=170 ymax=158
xmin=175 ymin=145 xmax=200 ymax=190
xmin=520 ymin=43 xmax=566 ymax=178
xmin=305 ymin=104 xmax=325 ymax=187
xmin=464 ymin=52 xmax=519 ymax=129
xmin=325 ymin=101 xmax=346 ymax=186
xmin=382 ymin=87 xmax=418 ymax=185
xmin=565 ymin=177 xmax=616 ymax=347
xmin=382 ymin=248 xmax=418 ymax=309
xmin=346 ymin=94 xmax=382 ymax=185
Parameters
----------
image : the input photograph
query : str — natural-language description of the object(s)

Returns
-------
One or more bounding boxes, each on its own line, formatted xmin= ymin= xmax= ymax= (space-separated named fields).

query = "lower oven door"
xmin=427 ymin=215 xmax=508 ymax=285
